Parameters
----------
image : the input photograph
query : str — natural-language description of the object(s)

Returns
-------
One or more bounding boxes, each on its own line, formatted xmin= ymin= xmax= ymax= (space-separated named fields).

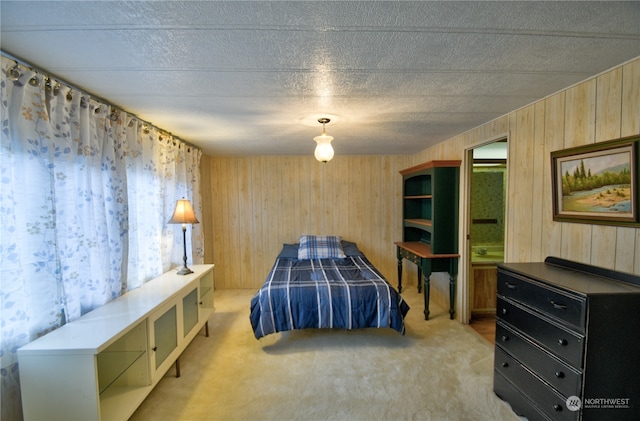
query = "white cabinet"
xmin=149 ymin=301 xmax=179 ymax=378
xmin=18 ymin=264 xmax=214 ymax=421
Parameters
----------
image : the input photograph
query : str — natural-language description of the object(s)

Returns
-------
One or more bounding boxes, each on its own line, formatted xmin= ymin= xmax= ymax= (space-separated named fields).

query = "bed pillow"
xmin=278 ymin=243 xmax=299 ymax=258
xmin=341 ymin=240 xmax=363 ymax=257
xmin=297 ymin=235 xmax=346 ymax=260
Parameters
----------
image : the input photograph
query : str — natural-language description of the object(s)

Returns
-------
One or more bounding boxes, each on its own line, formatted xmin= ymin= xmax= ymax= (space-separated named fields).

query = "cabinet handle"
xmin=501 ymin=335 xmax=509 ymax=342
xmin=152 ymin=346 xmax=158 ymax=352
xmin=505 ymin=282 xmax=517 ymax=290
xmin=199 ymin=301 xmax=203 ymax=305
xmin=501 ymin=308 xmax=508 ymax=315
xmin=550 ymin=300 xmax=567 ymax=310
xmin=501 ymin=362 xmax=509 ymax=368
xmin=553 ymin=404 xmax=562 ymax=412
xmin=555 ymin=371 xmax=565 ymax=378
xmin=558 ymin=339 xmax=568 ymax=346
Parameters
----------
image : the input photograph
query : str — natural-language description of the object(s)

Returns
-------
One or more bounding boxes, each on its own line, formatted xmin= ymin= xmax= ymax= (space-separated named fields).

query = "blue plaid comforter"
xmin=250 ymin=255 xmax=410 ymax=339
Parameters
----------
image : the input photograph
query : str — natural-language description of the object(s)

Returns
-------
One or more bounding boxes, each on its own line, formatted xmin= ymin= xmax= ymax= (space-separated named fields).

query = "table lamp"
xmin=168 ymin=198 xmax=199 ymax=275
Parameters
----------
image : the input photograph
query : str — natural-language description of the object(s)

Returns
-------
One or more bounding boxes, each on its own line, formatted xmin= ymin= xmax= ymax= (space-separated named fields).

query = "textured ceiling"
xmin=2 ymin=1 xmax=640 ymax=157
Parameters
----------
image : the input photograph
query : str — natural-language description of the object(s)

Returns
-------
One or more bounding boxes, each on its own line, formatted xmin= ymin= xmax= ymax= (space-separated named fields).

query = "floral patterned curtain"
xmin=0 ymin=56 xmax=203 ymax=420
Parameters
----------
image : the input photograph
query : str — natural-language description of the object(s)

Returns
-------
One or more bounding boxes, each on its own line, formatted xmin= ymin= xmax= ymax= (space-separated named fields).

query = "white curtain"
xmin=0 ymin=56 xmax=203 ymax=420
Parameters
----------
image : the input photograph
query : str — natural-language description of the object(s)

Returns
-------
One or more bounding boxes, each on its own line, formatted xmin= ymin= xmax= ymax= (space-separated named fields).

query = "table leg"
xmin=448 ymin=258 xmax=458 ymax=320
xmin=417 ymin=265 xmax=422 ymax=293
xmin=421 ymin=259 xmax=432 ymax=320
xmin=396 ymin=252 xmax=403 ymax=293
xmin=449 ymin=273 xmax=456 ymax=320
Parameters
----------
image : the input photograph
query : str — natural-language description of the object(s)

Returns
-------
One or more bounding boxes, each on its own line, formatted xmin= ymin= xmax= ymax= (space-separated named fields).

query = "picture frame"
xmin=551 ymin=136 xmax=639 ymax=226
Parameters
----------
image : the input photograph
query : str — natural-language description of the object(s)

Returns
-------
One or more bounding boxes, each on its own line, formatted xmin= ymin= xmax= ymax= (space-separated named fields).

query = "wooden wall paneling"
xmin=561 ymin=223 xmax=592 ymax=264
xmin=380 ymin=156 xmax=401 ymax=279
xmin=591 ymin=68 xmax=623 ymax=270
xmin=561 ymin=80 xmax=597 ymax=263
xmin=381 ymin=156 xmax=392 ymax=258
xmin=530 ymin=102 xmax=547 ymax=261
xmin=258 ymin=157 xmax=277 ymax=286
xmin=212 ymin=158 xmax=224 ymax=280
xmin=621 ymin=59 xmax=640 ymax=137
xmin=487 ymin=116 xmax=510 ymax=141
xmin=209 ymin=158 xmax=220 ymax=283
xmin=305 ymin=157 xmax=321 ymax=236
xmin=271 ymin=158 xmax=286 ymax=273
xmin=371 ymin=157 xmax=385 ymax=265
xmin=281 ymin=157 xmax=299 ymax=242
xmin=252 ymin=157 xmax=265 ymax=286
xmin=347 ymin=157 xmax=366 ymax=249
xmin=513 ymin=105 xmax=536 ymax=262
xmin=211 ymin=158 xmax=229 ymax=288
xmin=226 ymin=158 xmax=242 ymax=289
xmin=614 ymin=227 xmax=637 ymax=274
xmin=541 ymin=93 xmax=566 ymax=260
xmin=236 ymin=158 xmax=252 ymax=288
xmin=360 ymin=156 xmax=374 ymax=250
xmin=505 ymin=112 xmax=518 ymax=261
xmin=246 ymin=157 xmax=263 ymax=287
xmin=321 ymin=159 xmax=334 ymax=235
xmin=302 ymin=157 xmax=314 ymax=236
xmin=200 ymin=155 xmax=214 ymax=264
xmin=333 ymin=157 xmax=351 ymax=240
xmin=264 ymin=157 xmax=283 ymax=273
xmin=564 ymin=80 xmax=597 ymax=147
xmin=386 ymin=156 xmax=401 ymax=279
xmin=309 ymin=158 xmax=318 ymax=234
xmin=591 ymin=225 xmax=617 ymax=269
xmin=320 ymin=159 xmax=331 ymax=232
xmin=596 ymin=66 xmax=623 ymax=142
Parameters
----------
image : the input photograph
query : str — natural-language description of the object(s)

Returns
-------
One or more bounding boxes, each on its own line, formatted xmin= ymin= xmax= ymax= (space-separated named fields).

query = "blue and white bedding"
xmin=250 ymin=238 xmax=410 ymax=339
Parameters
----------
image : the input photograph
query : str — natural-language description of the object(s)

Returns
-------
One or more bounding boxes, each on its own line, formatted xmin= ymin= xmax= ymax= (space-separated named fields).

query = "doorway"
xmin=466 ymin=138 xmax=508 ymax=327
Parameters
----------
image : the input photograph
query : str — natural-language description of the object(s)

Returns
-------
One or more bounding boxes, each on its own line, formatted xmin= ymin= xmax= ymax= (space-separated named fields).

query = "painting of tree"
xmin=552 ymin=140 xmax=637 ymax=224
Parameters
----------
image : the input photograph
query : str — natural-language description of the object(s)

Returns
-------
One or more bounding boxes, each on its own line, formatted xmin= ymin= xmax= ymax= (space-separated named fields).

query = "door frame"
xmin=460 ymin=133 xmax=509 ymax=324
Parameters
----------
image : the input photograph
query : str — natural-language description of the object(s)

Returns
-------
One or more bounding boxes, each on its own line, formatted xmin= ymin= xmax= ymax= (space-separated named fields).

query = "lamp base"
xmin=176 ymin=266 xmax=193 ymax=275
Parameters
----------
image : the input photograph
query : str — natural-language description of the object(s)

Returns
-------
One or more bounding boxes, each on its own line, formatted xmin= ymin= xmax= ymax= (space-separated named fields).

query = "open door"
xmin=465 ymin=139 xmax=508 ymax=324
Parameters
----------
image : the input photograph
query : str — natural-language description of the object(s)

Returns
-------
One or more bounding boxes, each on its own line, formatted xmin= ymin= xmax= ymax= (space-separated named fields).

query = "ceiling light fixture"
xmin=313 ymin=117 xmax=334 ymax=163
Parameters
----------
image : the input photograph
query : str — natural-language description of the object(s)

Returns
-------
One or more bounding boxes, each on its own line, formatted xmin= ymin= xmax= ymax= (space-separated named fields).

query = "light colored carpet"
xmin=130 ymin=288 xmax=521 ymax=421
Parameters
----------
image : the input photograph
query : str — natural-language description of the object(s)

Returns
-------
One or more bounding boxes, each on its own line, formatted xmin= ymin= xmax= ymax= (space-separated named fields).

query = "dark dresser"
xmin=493 ymin=257 xmax=640 ymax=421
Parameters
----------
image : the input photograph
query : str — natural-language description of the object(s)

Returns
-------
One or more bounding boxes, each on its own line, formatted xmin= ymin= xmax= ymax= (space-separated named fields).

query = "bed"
xmin=250 ymin=235 xmax=410 ymax=339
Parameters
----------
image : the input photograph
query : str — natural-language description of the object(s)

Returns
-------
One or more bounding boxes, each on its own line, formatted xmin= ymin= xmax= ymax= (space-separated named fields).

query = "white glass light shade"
xmin=313 ymin=133 xmax=334 ymax=163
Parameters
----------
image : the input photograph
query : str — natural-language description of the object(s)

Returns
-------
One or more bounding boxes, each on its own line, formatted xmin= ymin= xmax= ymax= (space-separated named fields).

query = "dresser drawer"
xmin=497 ymin=269 xmax=586 ymax=332
xmin=496 ymin=321 xmax=582 ymax=398
xmin=494 ymin=347 xmax=578 ymax=421
xmin=493 ymin=371 xmax=552 ymax=421
xmin=497 ymin=297 xmax=584 ymax=368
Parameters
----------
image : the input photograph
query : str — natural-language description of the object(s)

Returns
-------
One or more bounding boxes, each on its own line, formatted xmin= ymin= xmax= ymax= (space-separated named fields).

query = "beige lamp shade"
xmin=168 ymin=198 xmax=199 ymax=224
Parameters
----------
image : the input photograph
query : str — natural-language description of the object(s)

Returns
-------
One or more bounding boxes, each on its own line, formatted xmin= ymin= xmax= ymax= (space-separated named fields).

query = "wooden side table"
xmin=395 ymin=241 xmax=459 ymax=320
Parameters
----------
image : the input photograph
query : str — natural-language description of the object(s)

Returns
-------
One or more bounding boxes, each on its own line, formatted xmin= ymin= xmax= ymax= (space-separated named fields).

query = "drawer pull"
xmin=555 ymin=371 xmax=565 ymax=378
xmin=501 ymin=335 xmax=509 ymax=342
xmin=501 ymin=308 xmax=508 ymax=315
xmin=553 ymin=404 xmax=562 ymax=412
xmin=501 ymin=362 xmax=509 ymax=368
xmin=550 ymin=300 xmax=567 ymax=310
xmin=558 ymin=338 xmax=568 ymax=346
xmin=505 ymin=282 xmax=517 ymax=290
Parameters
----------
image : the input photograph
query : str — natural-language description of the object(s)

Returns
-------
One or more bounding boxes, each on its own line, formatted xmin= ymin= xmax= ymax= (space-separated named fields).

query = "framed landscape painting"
xmin=551 ymin=137 xmax=638 ymax=225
